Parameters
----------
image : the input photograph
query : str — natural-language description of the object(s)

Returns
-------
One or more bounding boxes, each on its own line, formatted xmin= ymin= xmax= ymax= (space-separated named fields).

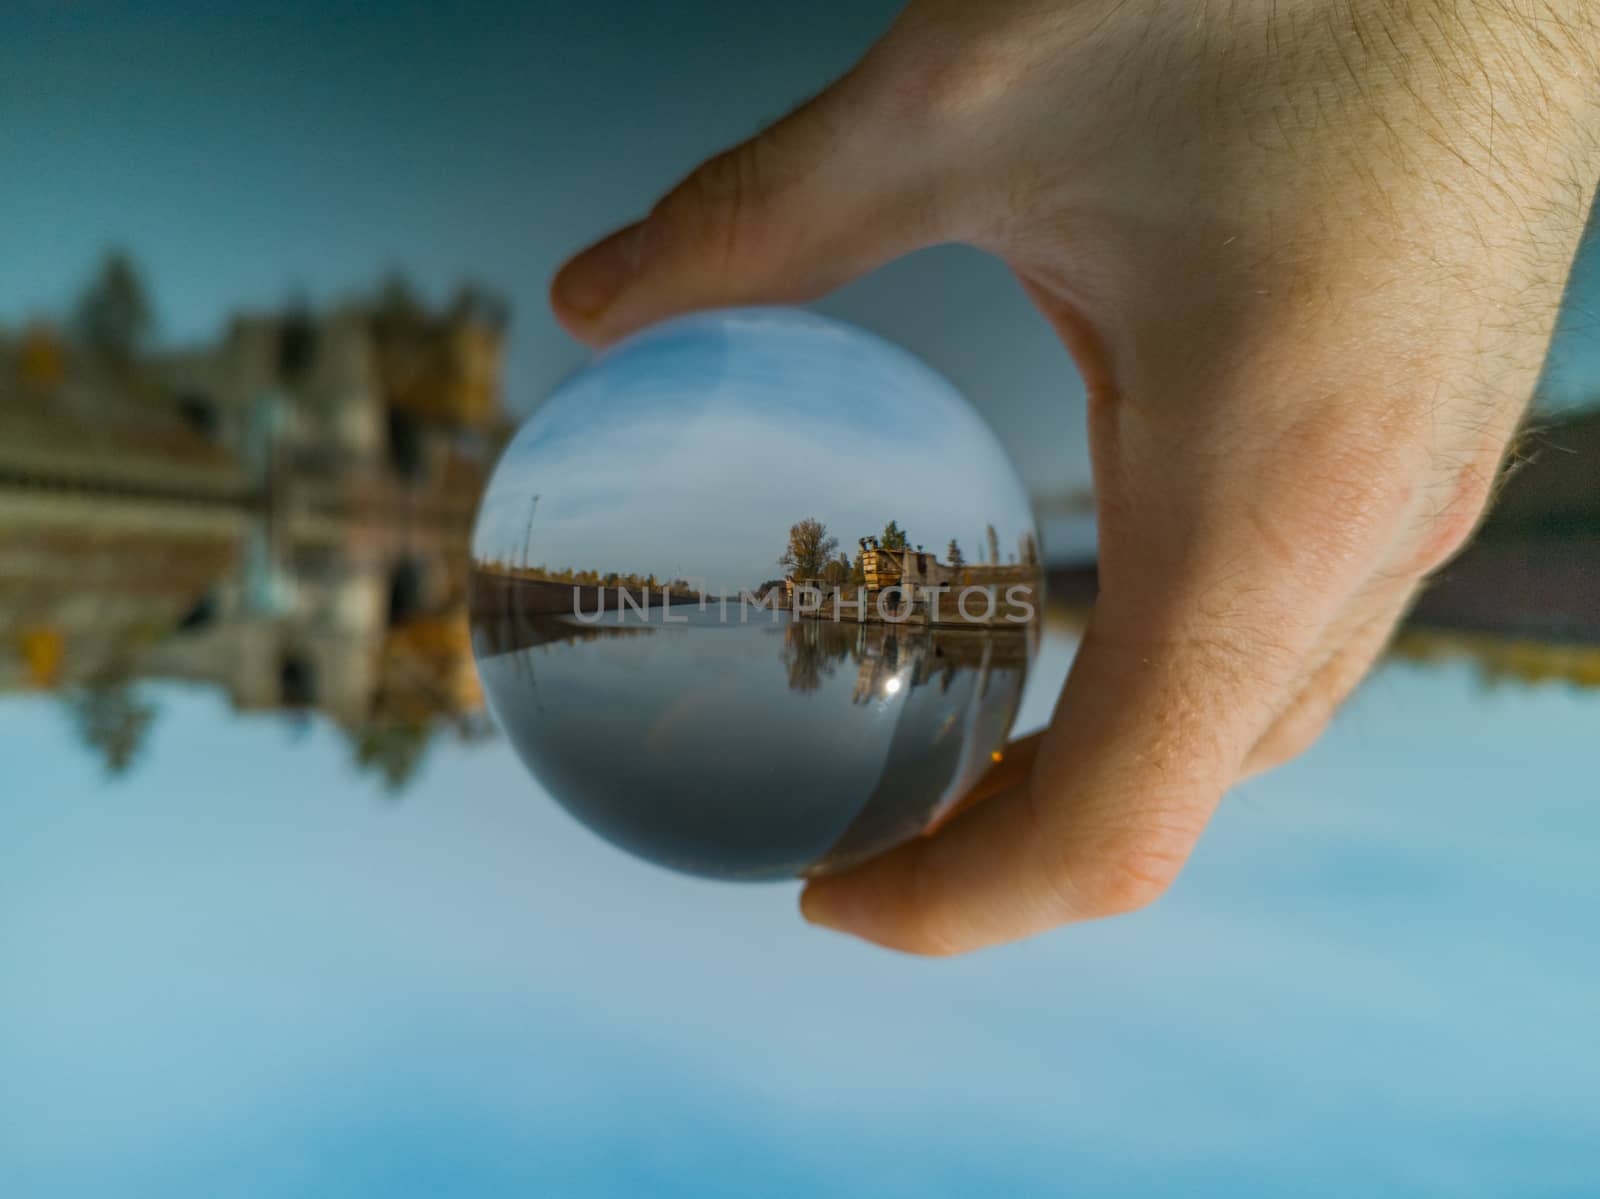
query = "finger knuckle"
xmin=1250 ymin=709 xmax=1327 ymax=774
xmin=1070 ymin=819 xmax=1197 ymax=920
xmin=654 ymin=143 xmax=770 ymax=263
xmin=1077 ymin=857 xmax=1175 ymax=919
xmin=1259 ymin=423 xmax=1418 ymax=584
xmin=877 ymin=4 xmax=1092 ymax=131
xmin=1404 ymin=462 xmax=1497 ymax=578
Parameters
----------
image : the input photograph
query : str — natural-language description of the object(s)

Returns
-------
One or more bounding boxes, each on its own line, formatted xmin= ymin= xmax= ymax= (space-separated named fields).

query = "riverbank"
xmin=469 ymin=569 xmax=702 ymax=620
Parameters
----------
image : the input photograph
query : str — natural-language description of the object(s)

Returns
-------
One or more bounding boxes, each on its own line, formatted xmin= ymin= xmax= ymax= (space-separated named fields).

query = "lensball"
xmin=470 ymin=308 xmax=1042 ymax=880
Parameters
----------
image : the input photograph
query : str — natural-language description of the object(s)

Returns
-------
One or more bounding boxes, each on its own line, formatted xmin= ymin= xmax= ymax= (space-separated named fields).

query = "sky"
xmin=3 ymin=634 xmax=1599 ymax=1196
xmin=6 ymin=0 xmax=1592 ymax=519
xmin=3 ymin=4 xmax=1599 ymax=1193
xmin=0 ymin=0 xmax=1088 ymax=489
xmin=472 ymin=309 xmax=1036 ymax=587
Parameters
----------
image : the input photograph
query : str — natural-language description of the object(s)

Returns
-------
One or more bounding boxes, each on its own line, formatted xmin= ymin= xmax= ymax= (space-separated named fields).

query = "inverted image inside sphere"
xmin=470 ymin=307 xmax=1042 ymax=881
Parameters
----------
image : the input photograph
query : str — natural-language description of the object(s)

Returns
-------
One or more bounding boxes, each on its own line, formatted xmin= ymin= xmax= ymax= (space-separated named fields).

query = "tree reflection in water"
xmin=470 ymin=587 xmax=1033 ymax=880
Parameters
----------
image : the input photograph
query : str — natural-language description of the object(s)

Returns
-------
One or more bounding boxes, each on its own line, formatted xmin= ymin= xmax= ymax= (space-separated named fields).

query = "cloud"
xmin=473 ymin=312 xmax=1035 ymax=587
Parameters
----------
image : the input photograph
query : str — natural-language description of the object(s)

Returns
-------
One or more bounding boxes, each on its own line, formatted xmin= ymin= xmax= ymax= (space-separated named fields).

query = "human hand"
xmin=552 ymin=0 xmax=1600 ymax=954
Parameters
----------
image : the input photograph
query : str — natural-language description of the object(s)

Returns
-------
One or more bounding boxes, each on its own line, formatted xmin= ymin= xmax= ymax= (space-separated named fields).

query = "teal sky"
xmin=7 ymin=0 xmax=1591 ymax=509
xmin=3 ymin=635 xmax=1599 ymax=1195
xmin=473 ymin=310 xmax=1036 ymax=587
xmin=3 ymin=4 xmax=1598 ymax=1193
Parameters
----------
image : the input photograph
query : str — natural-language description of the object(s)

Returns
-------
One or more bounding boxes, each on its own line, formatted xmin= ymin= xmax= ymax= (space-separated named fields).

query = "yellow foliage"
xmin=19 ymin=627 xmax=65 ymax=688
xmin=17 ymin=326 xmax=67 ymax=392
xmin=1391 ymin=629 xmax=1600 ymax=690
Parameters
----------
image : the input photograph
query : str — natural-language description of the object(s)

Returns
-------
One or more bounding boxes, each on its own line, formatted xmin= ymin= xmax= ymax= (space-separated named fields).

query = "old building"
xmin=786 ymin=536 xmax=1039 ymax=628
xmin=0 ymin=277 xmax=509 ymax=786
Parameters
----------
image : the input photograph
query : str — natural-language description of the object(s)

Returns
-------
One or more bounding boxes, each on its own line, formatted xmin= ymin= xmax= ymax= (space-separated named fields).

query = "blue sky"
xmin=7 ymin=0 xmax=1591 ymax=511
xmin=3 ymin=4 xmax=1599 ymax=1192
xmin=473 ymin=309 xmax=1036 ymax=585
xmin=3 ymin=632 xmax=1599 ymax=1195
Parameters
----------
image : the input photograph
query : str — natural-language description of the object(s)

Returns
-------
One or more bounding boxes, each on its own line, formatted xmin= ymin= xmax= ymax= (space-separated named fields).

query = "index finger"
xmin=798 ymin=591 xmax=1319 ymax=955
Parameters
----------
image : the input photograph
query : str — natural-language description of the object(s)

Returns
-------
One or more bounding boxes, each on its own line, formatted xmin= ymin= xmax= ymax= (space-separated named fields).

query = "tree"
xmin=350 ymin=719 xmax=433 ymax=794
xmin=946 ymin=539 xmax=965 ymax=567
xmin=76 ymin=250 xmax=153 ymax=367
xmin=880 ymin=520 xmax=909 ymax=551
xmin=780 ymin=518 xmax=838 ymax=580
xmin=374 ymin=271 xmax=424 ymax=320
xmin=66 ymin=679 xmax=157 ymax=777
xmin=985 ymin=524 xmax=1000 ymax=566
xmin=849 ymin=553 xmax=867 ymax=587
xmin=781 ymin=624 xmax=838 ymax=694
xmin=822 ymin=553 xmax=851 ymax=585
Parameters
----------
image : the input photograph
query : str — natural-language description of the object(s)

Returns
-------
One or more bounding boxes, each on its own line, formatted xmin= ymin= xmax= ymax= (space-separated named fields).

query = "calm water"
xmin=472 ymin=607 xmax=1029 ymax=880
xmin=3 ymin=620 xmax=1598 ymax=1197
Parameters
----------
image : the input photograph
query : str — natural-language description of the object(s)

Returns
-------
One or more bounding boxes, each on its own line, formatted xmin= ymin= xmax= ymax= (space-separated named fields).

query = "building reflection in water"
xmin=468 ymin=587 xmax=1032 ymax=880
xmin=1045 ymin=405 xmax=1600 ymax=689
xmin=4 ymin=254 xmax=1597 ymax=795
xmin=781 ymin=617 xmax=1031 ymax=876
xmin=0 ymin=255 xmax=508 ymax=788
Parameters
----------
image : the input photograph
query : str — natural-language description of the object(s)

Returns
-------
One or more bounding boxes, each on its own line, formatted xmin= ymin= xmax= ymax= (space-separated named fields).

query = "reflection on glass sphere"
xmin=470 ymin=308 xmax=1042 ymax=881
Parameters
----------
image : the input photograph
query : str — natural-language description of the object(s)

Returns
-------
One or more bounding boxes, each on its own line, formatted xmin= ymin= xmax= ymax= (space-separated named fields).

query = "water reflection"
xmin=1044 ymin=406 xmax=1600 ymax=689
xmin=0 ymin=255 xmax=502 ymax=788
xmin=467 ymin=309 xmax=1046 ymax=875
xmin=470 ymin=588 xmax=1029 ymax=880
xmin=3 ymin=259 xmax=1598 ymax=806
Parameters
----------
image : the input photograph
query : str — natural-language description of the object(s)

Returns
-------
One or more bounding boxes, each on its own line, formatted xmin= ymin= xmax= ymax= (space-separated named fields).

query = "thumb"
xmin=551 ymin=73 xmax=944 ymax=346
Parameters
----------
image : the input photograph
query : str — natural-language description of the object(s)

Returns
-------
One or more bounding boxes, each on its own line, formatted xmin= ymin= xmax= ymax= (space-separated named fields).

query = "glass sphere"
xmin=470 ymin=308 xmax=1042 ymax=881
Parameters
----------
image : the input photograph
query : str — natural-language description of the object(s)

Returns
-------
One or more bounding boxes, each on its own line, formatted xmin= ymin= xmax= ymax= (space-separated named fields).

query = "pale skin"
xmin=552 ymin=0 xmax=1600 ymax=955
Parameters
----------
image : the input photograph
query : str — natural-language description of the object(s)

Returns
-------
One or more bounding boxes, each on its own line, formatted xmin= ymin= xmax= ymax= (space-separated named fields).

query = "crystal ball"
xmin=470 ymin=308 xmax=1042 ymax=880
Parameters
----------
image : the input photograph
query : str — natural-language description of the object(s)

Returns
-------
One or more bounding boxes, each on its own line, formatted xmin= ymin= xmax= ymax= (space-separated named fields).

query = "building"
xmin=785 ymin=535 xmax=1040 ymax=629
xmin=0 ymin=278 xmax=510 ymax=787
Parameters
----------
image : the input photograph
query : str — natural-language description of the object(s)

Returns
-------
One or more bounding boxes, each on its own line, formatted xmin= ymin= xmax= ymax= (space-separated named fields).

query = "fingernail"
xmin=554 ymin=221 xmax=646 ymax=318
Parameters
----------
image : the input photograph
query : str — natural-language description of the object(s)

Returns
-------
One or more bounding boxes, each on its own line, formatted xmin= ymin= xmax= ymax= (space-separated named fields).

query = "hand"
xmin=552 ymin=0 xmax=1600 ymax=954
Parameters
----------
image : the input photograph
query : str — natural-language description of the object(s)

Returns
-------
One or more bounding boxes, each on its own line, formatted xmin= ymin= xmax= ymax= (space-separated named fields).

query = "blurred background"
xmin=2 ymin=2 xmax=1596 ymax=1195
